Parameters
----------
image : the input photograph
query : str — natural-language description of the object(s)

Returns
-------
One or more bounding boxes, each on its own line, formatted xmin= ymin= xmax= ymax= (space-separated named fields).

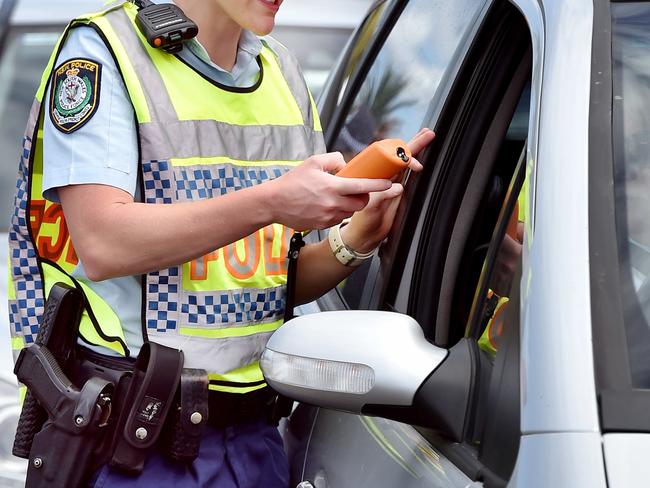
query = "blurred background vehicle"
xmin=0 ymin=0 xmax=372 ymax=484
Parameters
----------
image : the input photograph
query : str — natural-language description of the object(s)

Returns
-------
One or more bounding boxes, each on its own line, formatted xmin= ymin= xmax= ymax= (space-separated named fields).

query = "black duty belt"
xmin=77 ymin=347 xmax=278 ymax=428
xmin=207 ymin=387 xmax=277 ymax=427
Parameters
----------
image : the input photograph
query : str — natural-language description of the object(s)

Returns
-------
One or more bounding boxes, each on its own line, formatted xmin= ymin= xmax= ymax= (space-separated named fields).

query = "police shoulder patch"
xmin=50 ymin=58 xmax=102 ymax=134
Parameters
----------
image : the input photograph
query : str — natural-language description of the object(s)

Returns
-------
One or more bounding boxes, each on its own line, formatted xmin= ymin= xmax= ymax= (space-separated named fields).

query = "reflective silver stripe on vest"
xmin=140 ymin=120 xmax=323 ymax=162
xmin=152 ymin=332 xmax=276 ymax=373
xmin=104 ymin=9 xmax=325 ymax=161
xmin=104 ymin=8 xmax=178 ymax=124
xmin=263 ymin=36 xmax=315 ymax=130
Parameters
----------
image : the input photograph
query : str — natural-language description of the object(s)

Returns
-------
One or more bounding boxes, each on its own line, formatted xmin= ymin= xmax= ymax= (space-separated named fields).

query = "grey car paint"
xmin=511 ymin=0 xmax=608 ymax=485
xmin=520 ymin=0 xmax=598 ymax=435
xmin=303 ymin=411 xmax=474 ymax=488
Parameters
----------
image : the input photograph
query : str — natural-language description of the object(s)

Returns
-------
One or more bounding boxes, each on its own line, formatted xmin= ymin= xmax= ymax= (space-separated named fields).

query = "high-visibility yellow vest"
xmin=478 ymin=180 xmax=528 ymax=357
xmin=8 ymin=2 xmax=325 ymax=394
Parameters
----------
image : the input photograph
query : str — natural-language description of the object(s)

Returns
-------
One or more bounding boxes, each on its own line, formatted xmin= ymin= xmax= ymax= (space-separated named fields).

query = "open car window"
xmin=318 ymin=0 xmax=394 ymax=130
xmin=331 ymin=0 xmax=489 ymax=310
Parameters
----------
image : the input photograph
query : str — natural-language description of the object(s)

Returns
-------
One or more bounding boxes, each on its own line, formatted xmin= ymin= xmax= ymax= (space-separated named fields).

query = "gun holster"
xmin=13 ymin=284 xmax=186 ymax=486
xmin=15 ymin=344 xmax=114 ymax=487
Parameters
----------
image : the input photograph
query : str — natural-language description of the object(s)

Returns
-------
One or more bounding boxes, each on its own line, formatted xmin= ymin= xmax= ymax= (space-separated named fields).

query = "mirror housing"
xmin=261 ymin=311 xmax=447 ymax=413
xmin=262 ymin=311 xmax=479 ymax=440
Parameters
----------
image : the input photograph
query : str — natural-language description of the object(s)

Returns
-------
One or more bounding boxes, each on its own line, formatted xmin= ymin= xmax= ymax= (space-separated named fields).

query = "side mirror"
xmin=261 ymin=311 xmax=477 ymax=440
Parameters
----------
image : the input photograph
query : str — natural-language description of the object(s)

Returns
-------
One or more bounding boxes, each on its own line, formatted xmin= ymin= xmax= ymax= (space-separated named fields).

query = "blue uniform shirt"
xmin=42 ymin=20 xmax=265 ymax=357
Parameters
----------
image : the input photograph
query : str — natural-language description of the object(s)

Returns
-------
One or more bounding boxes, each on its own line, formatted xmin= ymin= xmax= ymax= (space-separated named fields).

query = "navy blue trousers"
xmin=91 ymin=418 xmax=289 ymax=487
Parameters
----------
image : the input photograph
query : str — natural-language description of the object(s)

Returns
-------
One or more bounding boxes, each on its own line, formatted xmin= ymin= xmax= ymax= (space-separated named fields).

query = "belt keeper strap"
xmin=163 ymin=368 xmax=208 ymax=462
xmin=179 ymin=369 xmax=208 ymax=432
xmin=110 ymin=342 xmax=184 ymax=474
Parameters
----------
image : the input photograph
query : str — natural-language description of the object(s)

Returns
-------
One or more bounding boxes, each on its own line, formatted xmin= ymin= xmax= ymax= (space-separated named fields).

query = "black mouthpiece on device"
xmin=135 ymin=2 xmax=198 ymax=53
xmin=396 ymin=147 xmax=409 ymax=162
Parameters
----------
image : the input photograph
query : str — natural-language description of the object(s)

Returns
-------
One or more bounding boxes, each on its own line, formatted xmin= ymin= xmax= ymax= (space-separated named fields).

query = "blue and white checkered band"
xmin=147 ymin=283 xmax=285 ymax=333
xmin=142 ymin=160 xmax=293 ymax=336
xmin=9 ymin=136 xmax=46 ymax=350
xmin=141 ymin=160 xmax=291 ymax=203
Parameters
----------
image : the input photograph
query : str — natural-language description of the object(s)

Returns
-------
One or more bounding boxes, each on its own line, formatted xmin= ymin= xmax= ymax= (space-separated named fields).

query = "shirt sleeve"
xmin=42 ymin=26 xmax=138 ymax=203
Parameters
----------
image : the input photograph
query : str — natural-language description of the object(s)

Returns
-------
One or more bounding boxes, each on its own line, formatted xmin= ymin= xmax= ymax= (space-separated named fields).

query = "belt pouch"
xmin=162 ymin=368 xmax=208 ymax=462
xmin=109 ymin=342 xmax=184 ymax=474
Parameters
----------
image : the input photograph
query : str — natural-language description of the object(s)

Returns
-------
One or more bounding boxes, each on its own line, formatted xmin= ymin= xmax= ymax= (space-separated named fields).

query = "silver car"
xmin=262 ymin=0 xmax=650 ymax=486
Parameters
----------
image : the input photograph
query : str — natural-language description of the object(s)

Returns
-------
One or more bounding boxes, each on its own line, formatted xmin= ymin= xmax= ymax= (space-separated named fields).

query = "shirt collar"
xmin=185 ymin=30 xmax=263 ymax=71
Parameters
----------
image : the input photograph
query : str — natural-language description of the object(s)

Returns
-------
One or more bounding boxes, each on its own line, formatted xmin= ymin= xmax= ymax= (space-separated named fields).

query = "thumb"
xmin=315 ymin=152 xmax=347 ymax=174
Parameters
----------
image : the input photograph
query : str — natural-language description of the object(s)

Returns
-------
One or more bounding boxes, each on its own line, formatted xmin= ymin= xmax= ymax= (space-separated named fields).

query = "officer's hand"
xmin=270 ymin=152 xmax=392 ymax=231
xmin=340 ymin=129 xmax=436 ymax=253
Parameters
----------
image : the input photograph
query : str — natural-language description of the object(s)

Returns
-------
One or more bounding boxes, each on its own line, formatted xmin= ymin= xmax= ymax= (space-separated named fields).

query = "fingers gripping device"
xmin=283 ymin=138 xmax=412 ymax=318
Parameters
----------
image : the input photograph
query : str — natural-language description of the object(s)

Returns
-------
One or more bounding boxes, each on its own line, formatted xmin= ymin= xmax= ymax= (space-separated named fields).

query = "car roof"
xmin=8 ymin=0 xmax=373 ymax=28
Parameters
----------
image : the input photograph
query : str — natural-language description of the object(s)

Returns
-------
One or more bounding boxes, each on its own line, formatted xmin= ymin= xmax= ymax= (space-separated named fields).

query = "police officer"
xmin=8 ymin=0 xmax=434 ymax=485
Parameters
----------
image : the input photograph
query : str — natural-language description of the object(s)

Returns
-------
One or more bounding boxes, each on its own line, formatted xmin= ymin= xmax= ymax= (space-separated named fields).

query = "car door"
xmin=287 ymin=0 xmax=541 ymax=487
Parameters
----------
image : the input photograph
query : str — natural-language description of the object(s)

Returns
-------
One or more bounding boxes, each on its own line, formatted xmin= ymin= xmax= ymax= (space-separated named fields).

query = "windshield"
xmin=612 ymin=3 xmax=650 ymax=387
xmin=0 ymin=27 xmax=59 ymax=226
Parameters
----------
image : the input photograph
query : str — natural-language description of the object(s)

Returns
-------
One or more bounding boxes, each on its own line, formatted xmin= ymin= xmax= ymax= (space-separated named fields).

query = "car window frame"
xmin=393 ymin=2 xmax=532 ymax=483
xmin=317 ymin=0 xmax=493 ymax=313
xmin=366 ymin=0 xmax=493 ymax=314
xmin=404 ymin=0 xmax=531 ymax=341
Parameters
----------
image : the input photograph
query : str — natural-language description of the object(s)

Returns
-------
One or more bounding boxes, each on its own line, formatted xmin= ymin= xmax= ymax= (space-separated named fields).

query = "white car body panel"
xmin=520 ymin=0 xmax=600 ymax=434
xmin=509 ymin=433 xmax=607 ymax=487
xmin=602 ymin=434 xmax=650 ymax=486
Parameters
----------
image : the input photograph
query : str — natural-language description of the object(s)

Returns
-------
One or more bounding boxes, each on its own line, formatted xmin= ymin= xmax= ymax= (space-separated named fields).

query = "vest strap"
xmin=263 ymin=36 xmax=315 ymax=129
xmin=104 ymin=8 xmax=178 ymax=124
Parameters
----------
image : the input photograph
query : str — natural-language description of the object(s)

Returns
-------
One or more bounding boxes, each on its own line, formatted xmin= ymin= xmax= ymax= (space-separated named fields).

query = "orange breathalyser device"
xmin=336 ymin=139 xmax=412 ymax=180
